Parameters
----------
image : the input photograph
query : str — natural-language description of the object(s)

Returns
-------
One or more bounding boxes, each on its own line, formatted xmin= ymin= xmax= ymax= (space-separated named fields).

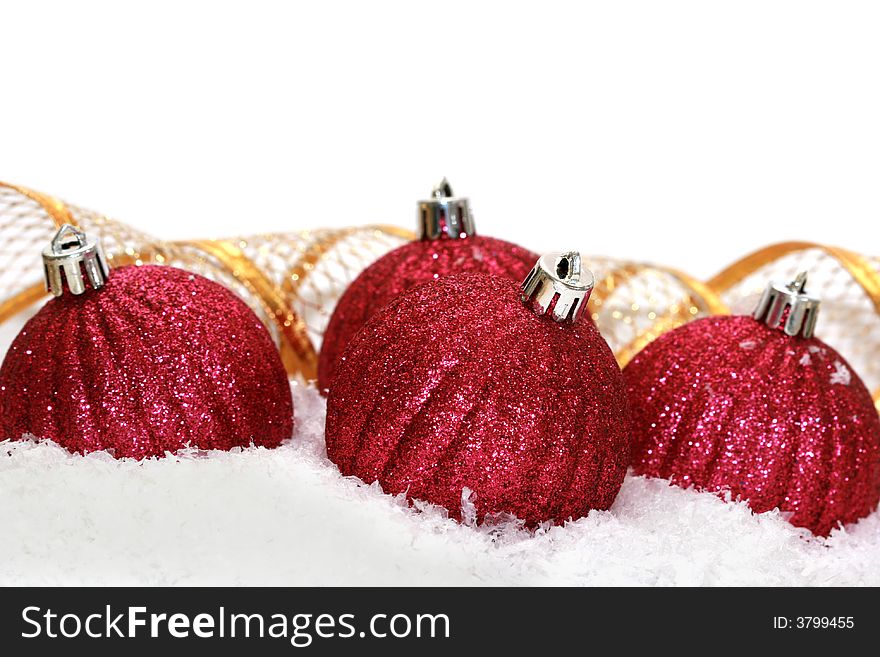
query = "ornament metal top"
xmin=416 ymin=178 xmax=476 ymax=240
xmin=42 ymin=224 xmax=110 ymax=297
xmin=521 ymin=251 xmax=594 ymax=323
xmin=752 ymin=271 xmax=820 ymax=338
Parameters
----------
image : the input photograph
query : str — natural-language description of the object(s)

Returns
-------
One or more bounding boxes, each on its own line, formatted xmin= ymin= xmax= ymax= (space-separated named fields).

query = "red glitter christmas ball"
xmin=623 ymin=274 xmax=880 ymax=535
xmin=317 ymin=181 xmax=536 ymax=392
xmin=326 ymin=253 xmax=630 ymax=525
xmin=0 ymin=226 xmax=293 ymax=459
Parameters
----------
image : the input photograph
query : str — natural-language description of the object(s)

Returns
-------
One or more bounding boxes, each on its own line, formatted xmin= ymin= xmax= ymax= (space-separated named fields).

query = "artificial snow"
xmin=831 ymin=361 xmax=852 ymax=386
xmin=1 ymin=383 xmax=878 ymax=586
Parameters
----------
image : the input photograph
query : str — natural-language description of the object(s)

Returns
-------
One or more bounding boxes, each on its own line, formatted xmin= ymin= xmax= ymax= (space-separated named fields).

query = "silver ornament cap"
xmin=752 ymin=271 xmax=820 ymax=338
xmin=521 ymin=251 xmax=594 ymax=323
xmin=42 ymin=224 xmax=110 ymax=297
xmin=416 ymin=178 xmax=476 ymax=240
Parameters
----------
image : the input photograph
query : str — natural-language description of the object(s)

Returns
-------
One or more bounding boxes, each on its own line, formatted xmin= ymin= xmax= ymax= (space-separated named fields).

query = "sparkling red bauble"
xmin=317 ymin=236 xmax=537 ymax=392
xmin=325 ymin=272 xmax=630 ymax=525
xmin=623 ymin=315 xmax=880 ymax=535
xmin=0 ymin=265 xmax=293 ymax=459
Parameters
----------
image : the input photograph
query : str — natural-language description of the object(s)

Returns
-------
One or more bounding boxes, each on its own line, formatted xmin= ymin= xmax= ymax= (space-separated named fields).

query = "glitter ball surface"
xmin=325 ymin=273 xmax=630 ymax=525
xmin=623 ymin=315 xmax=880 ymax=536
xmin=0 ymin=265 xmax=293 ymax=459
xmin=317 ymin=235 xmax=537 ymax=392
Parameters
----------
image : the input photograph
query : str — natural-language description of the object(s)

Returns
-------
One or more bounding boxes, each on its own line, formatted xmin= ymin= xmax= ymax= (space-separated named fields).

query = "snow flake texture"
xmin=1 ymin=384 xmax=878 ymax=586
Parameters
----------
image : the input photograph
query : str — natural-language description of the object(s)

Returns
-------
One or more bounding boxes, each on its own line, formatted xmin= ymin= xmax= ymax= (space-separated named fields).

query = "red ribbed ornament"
xmin=326 ymin=253 xmax=631 ymax=525
xmin=624 ymin=273 xmax=880 ymax=535
xmin=318 ymin=180 xmax=536 ymax=392
xmin=0 ymin=226 xmax=293 ymax=459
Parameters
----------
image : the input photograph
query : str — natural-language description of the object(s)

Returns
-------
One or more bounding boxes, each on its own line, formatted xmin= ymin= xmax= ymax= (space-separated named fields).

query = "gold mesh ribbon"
xmin=584 ymin=249 xmax=880 ymax=411
xmin=0 ymin=182 xmax=411 ymax=381
xmin=1 ymin=181 xmax=879 ymax=410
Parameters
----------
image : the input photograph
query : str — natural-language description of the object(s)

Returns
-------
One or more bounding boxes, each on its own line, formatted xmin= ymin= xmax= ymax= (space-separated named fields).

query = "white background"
xmin=1 ymin=1 xmax=878 ymax=279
